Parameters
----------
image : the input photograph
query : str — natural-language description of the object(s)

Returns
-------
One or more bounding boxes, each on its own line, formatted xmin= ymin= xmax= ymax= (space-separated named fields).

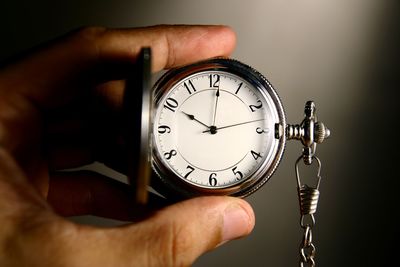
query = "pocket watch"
xmin=136 ymin=51 xmax=331 ymax=200
xmin=125 ymin=48 xmax=330 ymax=265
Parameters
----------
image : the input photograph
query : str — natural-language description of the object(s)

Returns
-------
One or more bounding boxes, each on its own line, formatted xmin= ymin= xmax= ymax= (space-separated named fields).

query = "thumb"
xmin=117 ymin=196 xmax=255 ymax=267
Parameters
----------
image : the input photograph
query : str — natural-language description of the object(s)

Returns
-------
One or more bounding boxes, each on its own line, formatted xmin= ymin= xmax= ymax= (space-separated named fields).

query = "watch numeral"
xmin=184 ymin=165 xmax=195 ymax=179
xmin=209 ymin=74 xmax=220 ymax=88
xmin=235 ymin=82 xmax=243 ymax=94
xmin=232 ymin=166 xmax=243 ymax=180
xmin=251 ymin=150 xmax=262 ymax=160
xmin=164 ymin=149 xmax=177 ymax=160
xmin=164 ymin=97 xmax=179 ymax=112
xmin=209 ymin=173 xmax=217 ymax=186
xmin=158 ymin=125 xmax=171 ymax=134
xmin=249 ymin=100 xmax=263 ymax=112
xmin=256 ymin=127 xmax=269 ymax=134
xmin=183 ymin=80 xmax=196 ymax=95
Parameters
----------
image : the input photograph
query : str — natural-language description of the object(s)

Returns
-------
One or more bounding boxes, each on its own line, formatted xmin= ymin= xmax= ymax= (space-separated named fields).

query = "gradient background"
xmin=1 ymin=0 xmax=399 ymax=266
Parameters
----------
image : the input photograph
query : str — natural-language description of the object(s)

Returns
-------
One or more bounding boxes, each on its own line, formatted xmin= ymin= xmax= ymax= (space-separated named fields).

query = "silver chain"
xmin=296 ymin=155 xmax=322 ymax=267
xmin=286 ymin=101 xmax=329 ymax=266
xmin=300 ymin=225 xmax=316 ymax=267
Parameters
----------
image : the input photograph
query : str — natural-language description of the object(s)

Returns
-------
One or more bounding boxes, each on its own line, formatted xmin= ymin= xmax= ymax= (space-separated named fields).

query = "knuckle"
xmin=147 ymin=221 xmax=194 ymax=267
xmin=170 ymin=223 xmax=193 ymax=267
xmin=72 ymin=26 xmax=107 ymax=41
xmin=163 ymin=33 xmax=176 ymax=68
xmin=68 ymin=26 xmax=108 ymax=57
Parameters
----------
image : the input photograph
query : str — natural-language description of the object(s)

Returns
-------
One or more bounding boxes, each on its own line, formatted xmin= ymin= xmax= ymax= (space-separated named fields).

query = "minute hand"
xmin=202 ymin=119 xmax=266 ymax=133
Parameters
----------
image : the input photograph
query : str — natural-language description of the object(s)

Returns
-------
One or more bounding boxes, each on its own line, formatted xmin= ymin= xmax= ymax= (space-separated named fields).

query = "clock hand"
xmin=212 ymin=87 xmax=220 ymax=127
xmin=202 ymin=118 xmax=266 ymax=133
xmin=181 ymin=111 xmax=211 ymax=129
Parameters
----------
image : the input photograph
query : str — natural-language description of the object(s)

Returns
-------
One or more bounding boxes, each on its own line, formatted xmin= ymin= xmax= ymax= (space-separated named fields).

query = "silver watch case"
xmin=150 ymin=58 xmax=286 ymax=199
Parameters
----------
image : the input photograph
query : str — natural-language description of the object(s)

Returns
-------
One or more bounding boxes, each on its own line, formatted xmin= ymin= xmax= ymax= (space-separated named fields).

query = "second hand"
xmin=203 ymin=118 xmax=266 ymax=133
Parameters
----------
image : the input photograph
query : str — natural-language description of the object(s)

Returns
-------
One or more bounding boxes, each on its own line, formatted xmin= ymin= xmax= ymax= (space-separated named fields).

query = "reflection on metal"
xmin=289 ymin=101 xmax=330 ymax=267
xmin=287 ymin=101 xmax=330 ymax=165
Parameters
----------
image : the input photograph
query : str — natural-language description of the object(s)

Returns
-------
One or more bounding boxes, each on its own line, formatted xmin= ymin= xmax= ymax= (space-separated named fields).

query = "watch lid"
xmin=123 ymin=47 xmax=152 ymax=205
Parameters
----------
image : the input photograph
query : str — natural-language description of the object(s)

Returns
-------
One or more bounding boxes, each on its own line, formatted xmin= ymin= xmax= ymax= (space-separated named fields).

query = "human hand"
xmin=0 ymin=25 xmax=255 ymax=266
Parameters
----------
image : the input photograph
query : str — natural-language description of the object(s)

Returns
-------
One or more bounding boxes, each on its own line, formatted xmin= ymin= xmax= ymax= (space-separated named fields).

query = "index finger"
xmin=109 ymin=25 xmax=237 ymax=72
xmin=0 ymin=25 xmax=236 ymax=107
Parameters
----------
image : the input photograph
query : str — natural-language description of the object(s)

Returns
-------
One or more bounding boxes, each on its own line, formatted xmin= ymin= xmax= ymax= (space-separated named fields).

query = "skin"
xmin=0 ymin=25 xmax=255 ymax=267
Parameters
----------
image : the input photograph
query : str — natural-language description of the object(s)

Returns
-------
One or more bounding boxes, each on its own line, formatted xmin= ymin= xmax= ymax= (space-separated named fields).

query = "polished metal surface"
xmin=136 ymin=48 xmax=152 ymax=204
xmin=123 ymin=47 xmax=152 ymax=205
xmin=287 ymin=101 xmax=330 ymax=165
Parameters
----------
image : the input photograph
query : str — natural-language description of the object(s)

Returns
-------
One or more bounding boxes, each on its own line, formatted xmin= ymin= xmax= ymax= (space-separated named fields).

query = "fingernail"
xmin=222 ymin=203 xmax=252 ymax=242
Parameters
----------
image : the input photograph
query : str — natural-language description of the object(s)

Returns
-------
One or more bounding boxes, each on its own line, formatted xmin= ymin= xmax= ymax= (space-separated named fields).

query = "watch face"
xmin=152 ymin=59 xmax=286 ymax=198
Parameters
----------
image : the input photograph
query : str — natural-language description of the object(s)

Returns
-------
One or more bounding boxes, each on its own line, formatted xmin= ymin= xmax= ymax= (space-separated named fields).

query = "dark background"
xmin=1 ymin=0 xmax=399 ymax=266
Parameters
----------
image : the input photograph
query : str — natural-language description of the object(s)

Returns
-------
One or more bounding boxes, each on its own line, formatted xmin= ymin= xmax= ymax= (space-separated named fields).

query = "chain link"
xmin=289 ymin=101 xmax=329 ymax=266
xmin=299 ymin=225 xmax=316 ymax=267
xmin=295 ymin=156 xmax=322 ymax=267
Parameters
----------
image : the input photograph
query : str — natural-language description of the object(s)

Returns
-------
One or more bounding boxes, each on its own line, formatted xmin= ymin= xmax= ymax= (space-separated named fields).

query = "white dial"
xmin=153 ymin=68 xmax=283 ymax=193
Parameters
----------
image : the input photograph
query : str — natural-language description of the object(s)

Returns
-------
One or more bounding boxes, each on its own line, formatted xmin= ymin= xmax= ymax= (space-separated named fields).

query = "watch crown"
xmin=315 ymin=122 xmax=330 ymax=144
xmin=286 ymin=101 xmax=330 ymax=164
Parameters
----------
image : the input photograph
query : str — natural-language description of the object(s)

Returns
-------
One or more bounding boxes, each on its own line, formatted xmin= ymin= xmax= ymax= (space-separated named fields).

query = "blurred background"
xmin=1 ymin=0 xmax=399 ymax=266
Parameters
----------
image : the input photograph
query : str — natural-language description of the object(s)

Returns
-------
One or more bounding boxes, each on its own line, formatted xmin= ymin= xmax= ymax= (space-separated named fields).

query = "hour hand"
xmin=182 ymin=111 xmax=210 ymax=129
